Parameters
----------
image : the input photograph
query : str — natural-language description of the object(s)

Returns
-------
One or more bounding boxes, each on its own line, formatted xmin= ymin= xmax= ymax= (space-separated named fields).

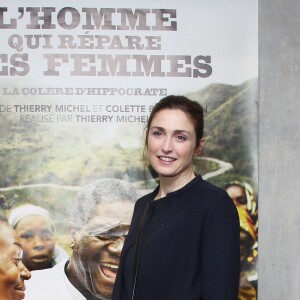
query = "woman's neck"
xmin=155 ymin=170 xmax=196 ymax=200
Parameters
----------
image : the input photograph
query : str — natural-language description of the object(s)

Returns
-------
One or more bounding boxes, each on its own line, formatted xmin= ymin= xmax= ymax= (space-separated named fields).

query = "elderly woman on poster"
xmin=0 ymin=197 xmax=31 ymax=300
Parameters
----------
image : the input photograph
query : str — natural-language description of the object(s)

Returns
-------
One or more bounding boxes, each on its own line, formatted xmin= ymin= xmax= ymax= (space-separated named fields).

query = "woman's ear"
xmin=194 ymin=138 xmax=205 ymax=157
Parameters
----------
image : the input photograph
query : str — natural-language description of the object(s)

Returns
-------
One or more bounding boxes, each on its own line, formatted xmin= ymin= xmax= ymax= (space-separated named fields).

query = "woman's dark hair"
xmin=145 ymin=95 xmax=205 ymax=148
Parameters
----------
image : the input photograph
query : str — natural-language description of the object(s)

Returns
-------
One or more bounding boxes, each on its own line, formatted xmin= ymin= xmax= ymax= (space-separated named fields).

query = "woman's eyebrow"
xmin=150 ymin=126 xmax=191 ymax=135
xmin=173 ymin=129 xmax=192 ymax=135
xmin=150 ymin=126 xmax=164 ymax=131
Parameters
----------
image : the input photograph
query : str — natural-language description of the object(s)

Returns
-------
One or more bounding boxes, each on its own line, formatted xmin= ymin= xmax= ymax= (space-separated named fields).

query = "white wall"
xmin=259 ymin=1 xmax=300 ymax=298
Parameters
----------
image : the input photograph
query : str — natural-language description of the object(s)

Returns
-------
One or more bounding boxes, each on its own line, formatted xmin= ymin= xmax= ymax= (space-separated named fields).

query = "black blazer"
xmin=112 ymin=176 xmax=240 ymax=300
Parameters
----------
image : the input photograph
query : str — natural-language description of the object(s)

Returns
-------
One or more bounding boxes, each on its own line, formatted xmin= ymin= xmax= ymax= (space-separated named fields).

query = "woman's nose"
xmin=32 ymin=235 xmax=46 ymax=248
xmin=19 ymin=261 xmax=31 ymax=280
xmin=161 ymin=136 xmax=173 ymax=152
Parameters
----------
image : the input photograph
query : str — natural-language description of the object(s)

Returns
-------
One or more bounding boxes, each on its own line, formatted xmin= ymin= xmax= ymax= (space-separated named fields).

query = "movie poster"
xmin=0 ymin=1 xmax=258 ymax=299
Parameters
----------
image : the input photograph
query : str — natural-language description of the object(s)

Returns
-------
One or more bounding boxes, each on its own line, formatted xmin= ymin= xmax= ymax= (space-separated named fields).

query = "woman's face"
xmin=226 ymin=185 xmax=248 ymax=209
xmin=14 ymin=215 xmax=55 ymax=271
xmin=0 ymin=222 xmax=31 ymax=300
xmin=147 ymin=109 xmax=204 ymax=180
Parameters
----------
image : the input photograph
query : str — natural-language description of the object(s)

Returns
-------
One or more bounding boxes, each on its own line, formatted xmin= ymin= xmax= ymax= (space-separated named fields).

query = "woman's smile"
xmin=147 ymin=108 xmax=200 ymax=180
xmin=158 ymin=155 xmax=177 ymax=163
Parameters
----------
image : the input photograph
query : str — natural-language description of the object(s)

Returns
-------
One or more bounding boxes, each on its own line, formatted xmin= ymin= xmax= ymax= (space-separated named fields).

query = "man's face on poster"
xmin=71 ymin=200 xmax=133 ymax=299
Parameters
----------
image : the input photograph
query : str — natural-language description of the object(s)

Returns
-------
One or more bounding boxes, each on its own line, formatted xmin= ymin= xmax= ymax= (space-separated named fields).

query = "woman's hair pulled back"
xmin=145 ymin=95 xmax=204 ymax=148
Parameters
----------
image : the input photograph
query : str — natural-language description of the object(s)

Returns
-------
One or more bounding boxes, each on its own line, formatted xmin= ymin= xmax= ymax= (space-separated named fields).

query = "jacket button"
xmin=142 ymin=274 xmax=147 ymax=279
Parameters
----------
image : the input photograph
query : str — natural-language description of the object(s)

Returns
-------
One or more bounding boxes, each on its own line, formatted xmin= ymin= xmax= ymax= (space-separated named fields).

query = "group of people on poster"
xmin=0 ymin=96 xmax=258 ymax=300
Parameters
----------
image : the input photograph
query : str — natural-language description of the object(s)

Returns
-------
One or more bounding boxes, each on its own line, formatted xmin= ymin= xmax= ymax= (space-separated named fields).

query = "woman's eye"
xmin=152 ymin=131 xmax=162 ymax=136
xmin=40 ymin=231 xmax=53 ymax=240
xmin=20 ymin=232 xmax=34 ymax=240
xmin=177 ymin=135 xmax=187 ymax=141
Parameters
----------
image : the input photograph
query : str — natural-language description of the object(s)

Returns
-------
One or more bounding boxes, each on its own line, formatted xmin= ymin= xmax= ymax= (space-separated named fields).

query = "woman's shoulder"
xmin=194 ymin=178 xmax=238 ymax=218
xmin=186 ymin=177 xmax=235 ymax=212
xmin=135 ymin=191 xmax=153 ymax=208
xmin=190 ymin=176 xmax=229 ymax=199
xmin=135 ymin=186 xmax=159 ymax=206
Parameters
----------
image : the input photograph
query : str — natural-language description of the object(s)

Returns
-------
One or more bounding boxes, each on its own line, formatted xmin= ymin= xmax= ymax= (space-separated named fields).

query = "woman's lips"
xmin=158 ymin=156 xmax=176 ymax=162
xmin=31 ymin=254 xmax=49 ymax=262
xmin=15 ymin=285 xmax=25 ymax=291
xmin=14 ymin=286 xmax=26 ymax=300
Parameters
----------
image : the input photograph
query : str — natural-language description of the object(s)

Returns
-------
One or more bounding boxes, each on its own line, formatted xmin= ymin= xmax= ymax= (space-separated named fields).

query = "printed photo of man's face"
xmin=71 ymin=200 xmax=134 ymax=299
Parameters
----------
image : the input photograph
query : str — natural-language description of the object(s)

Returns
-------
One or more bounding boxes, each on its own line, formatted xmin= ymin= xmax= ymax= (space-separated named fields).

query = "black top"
xmin=112 ymin=175 xmax=240 ymax=300
xmin=122 ymin=197 xmax=171 ymax=299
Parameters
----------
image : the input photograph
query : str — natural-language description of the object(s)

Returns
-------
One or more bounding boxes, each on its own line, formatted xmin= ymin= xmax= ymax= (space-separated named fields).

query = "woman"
xmin=8 ymin=204 xmax=68 ymax=271
xmin=112 ymin=95 xmax=240 ymax=300
xmin=0 ymin=217 xmax=31 ymax=300
xmin=225 ymin=180 xmax=258 ymax=229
